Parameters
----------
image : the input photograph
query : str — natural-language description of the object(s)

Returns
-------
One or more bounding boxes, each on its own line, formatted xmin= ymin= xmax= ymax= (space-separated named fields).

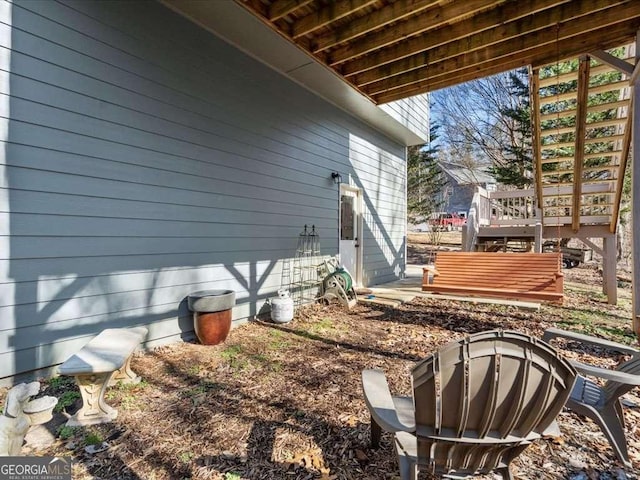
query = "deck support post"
xmin=633 ymin=30 xmax=640 ymax=336
xmin=603 ymin=234 xmax=617 ymax=305
xmin=461 ymin=225 xmax=468 ymax=252
xmin=534 ymin=222 xmax=543 ymax=253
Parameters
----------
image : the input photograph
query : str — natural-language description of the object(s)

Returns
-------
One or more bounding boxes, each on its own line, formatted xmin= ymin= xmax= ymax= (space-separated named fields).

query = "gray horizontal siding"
xmin=380 ymin=94 xmax=430 ymax=142
xmin=5 ymin=263 xmax=282 ymax=305
xmin=3 ymin=270 xmax=282 ymax=333
xmin=348 ymin=134 xmax=406 ymax=287
xmin=3 ymin=178 xmax=335 ymax=226
xmin=1 ymin=213 xmax=310 ymax=238
xmin=1 ymin=250 xmax=293 ymax=287
xmin=4 ymin=2 xmax=353 ymax=162
xmin=0 ymin=0 xmax=410 ymax=381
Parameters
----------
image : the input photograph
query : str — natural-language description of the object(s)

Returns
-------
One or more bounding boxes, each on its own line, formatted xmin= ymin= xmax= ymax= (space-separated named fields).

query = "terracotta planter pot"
xmin=193 ymin=310 xmax=232 ymax=345
xmin=188 ymin=289 xmax=236 ymax=345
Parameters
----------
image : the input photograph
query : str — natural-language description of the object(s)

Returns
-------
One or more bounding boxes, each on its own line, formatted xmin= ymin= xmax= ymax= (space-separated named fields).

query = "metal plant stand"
xmin=290 ymin=225 xmax=322 ymax=306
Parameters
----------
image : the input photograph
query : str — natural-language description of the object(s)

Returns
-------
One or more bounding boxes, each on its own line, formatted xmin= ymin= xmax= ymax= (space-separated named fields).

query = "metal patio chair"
xmin=362 ymin=330 xmax=577 ymax=479
xmin=543 ymin=327 xmax=640 ymax=467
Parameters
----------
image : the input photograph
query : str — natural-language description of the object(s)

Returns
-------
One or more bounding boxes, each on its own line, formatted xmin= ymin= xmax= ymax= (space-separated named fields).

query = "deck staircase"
xmin=463 ymin=45 xmax=635 ymax=305
xmin=531 ymin=47 xmax=633 ymax=233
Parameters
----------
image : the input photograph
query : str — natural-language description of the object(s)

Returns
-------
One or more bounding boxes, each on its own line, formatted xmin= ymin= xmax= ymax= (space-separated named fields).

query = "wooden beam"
xmin=543 ymin=183 xmax=615 ymax=195
xmin=633 ymin=29 xmax=640 ymax=336
xmin=631 ymin=60 xmax=640 ymax=86
xmin=541 ymin=125 xmax=590 ymax=137
xmin=542 ymin=151 xmax=624 ymax=164
xmin=363 ymin=4 xmax=640 ymax=96
xmin=538 ymin=80 xmax=629 ymax=107
xmin=540 ymin=79 xmax=629 ymax=100
xmin=579 ymin=200 xmax=614 ymax=206
xmin=582 ymin=238 xmax=605 ymax=256
xmin=583 ymin=194 xmax=615 ymax=200
xmin=549 ymin=164 xmax=619 ymax=173
xmin=372 ymin=23 xmax=639 ymax=104
xmin=350 ymin=0 xmax=613 ymax=85
xmin=603 ymin=234 xmax=618 ymax=303
xmin=541 ymin=117 xmax=629 ymax=136
xmin=562 ymin=64 xmax=587 ymax=230
xmin=540 ymin=158 xmax=575 ymax=165
xmin=542 ymin=214 xmax=611 ymax=224
xmin=585 ymin=118 xmax=630 ymax=129
xmin=583 ymin=151 xmax=623 ymax=160
xmin=610 ymin=96 xmax=633 ymax=232
xmin=540 ymin=99 xmax=630 ymax=121
xmin=268 ymin=0 xmax=315 ymax=21
xmin=239 ymin=0 xmax=269 ymax=17
xmin=590 ymin=49 xmax=635 ymax=76
xmin=344 ymin=0 xmax=579 ymax=77
xmin=540 ymin=134 xmax=626 ymax=151
xmin=531 ymin=68 xmax=544 ymax=210
xmin=329 ymin=0 xmax=503 ymax=66
xmin=372 ymin=40 xmax=637 ymax=104
xmin=544 ymin=224 xmax=612 ymax=239
xmin=292 ymin=0 xmax=378 ymax=39
xmin=312 ymin=0 xmax=439 ymax=53
xmin=538 ymin=61 xmax=633 ymax=87
xmin=583 ymin=177 xmax=619 ymax=184
xmin=546 ymin=166 xmax=619 ymax=175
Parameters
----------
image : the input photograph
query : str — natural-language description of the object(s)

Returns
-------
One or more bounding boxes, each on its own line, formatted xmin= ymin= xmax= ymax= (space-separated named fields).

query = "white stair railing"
xmin=463 ymin=186 xmax=489 ymax=251
xmin=488 ymin=189 xmax=540 ymax=226
xmin=466 ymin=187 xmax=542 ymax=251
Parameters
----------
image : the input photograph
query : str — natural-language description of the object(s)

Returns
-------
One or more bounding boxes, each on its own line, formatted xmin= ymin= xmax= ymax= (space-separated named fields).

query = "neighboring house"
xmin=437 ymin=162 xmax=496 ymax=216
xmin=0 ymin=1 xmax=428 ymax=382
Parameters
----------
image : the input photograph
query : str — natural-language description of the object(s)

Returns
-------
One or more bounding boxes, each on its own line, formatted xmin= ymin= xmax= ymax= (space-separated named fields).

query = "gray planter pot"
xmin=187 ymin=289 xmax=236 ymax=313
xmin=187 ymin=290 xmax=236 ymax=346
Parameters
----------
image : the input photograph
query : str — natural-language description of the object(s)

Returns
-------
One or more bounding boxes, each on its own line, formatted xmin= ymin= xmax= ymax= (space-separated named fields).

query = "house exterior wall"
xmin=0 ymin=0 xmax=408 ymax=381
xmin=446 ymin=184 xmax=476 ymax=216
xmin=380 ymin=94 xmax=430 ymax=142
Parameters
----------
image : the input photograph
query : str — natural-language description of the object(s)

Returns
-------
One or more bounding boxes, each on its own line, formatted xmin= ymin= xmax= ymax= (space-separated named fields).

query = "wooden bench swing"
xmin=422 ymin=252 xmax=564 ymax=303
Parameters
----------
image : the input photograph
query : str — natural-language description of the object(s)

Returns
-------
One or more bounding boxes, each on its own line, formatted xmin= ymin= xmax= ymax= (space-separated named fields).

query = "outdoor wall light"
xmin=331 ymin=172 xmax=343 ymax=184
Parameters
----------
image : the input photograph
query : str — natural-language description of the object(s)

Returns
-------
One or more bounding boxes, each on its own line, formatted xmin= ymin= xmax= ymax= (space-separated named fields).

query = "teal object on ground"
xmin=332 ymin=268 xmax=352 ymax=291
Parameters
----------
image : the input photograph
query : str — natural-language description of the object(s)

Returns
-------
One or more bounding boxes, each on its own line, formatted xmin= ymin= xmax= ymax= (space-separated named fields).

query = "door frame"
xmin=339 ymin=183 xmax=364 ymax=286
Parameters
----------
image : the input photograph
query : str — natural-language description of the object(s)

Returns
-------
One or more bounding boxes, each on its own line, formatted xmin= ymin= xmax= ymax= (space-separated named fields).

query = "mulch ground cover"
xmin=2 ymin=268 xmax=640 ymax=479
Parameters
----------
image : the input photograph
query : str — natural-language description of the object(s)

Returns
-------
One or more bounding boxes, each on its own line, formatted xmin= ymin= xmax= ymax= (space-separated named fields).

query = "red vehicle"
xmin=429 ymin=213 xmax=466 ymax=231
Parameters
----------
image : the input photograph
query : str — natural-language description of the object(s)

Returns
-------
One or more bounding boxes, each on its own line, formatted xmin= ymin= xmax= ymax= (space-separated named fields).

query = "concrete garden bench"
xmin=58 ymin=326 xmax=148 ymax=426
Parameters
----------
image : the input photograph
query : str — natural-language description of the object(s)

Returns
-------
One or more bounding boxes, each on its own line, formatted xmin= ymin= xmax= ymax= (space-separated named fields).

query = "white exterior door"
xmin=339 ymin=185 xmax=362 ymax=285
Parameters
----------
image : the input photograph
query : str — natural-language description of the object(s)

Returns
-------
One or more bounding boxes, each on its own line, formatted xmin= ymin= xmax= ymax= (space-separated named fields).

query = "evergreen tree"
xmin=407 ymin=124 xmax=446 ymax=224
xmin=487 ymin=68 xmax=533 ymax=187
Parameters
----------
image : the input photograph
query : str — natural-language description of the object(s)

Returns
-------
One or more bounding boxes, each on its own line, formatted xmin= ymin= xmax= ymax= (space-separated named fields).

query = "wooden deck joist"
xmin=235 ymin=0 xmax=640 ymax=103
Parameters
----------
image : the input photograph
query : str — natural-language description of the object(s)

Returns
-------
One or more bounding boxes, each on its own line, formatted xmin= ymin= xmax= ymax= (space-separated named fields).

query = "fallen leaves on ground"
xmin=1 ymin=266 xmax=639 ymax=479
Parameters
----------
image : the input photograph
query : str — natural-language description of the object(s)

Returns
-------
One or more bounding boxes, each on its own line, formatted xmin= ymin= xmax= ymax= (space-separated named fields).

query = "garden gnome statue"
xmin=0 ymin=382 xmax=49 ymax=455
